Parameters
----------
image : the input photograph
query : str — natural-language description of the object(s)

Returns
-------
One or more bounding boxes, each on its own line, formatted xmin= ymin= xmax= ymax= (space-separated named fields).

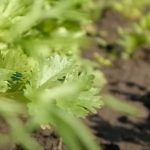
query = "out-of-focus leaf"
xmin=102 ymin=95 xmax=138 ymax=116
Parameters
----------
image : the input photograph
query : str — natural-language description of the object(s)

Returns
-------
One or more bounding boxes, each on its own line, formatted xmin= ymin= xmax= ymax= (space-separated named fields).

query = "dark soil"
xmin=86 ymin=47 xmax=150 ymax=150
xmin=85 ymin=9 xmax=150 ymax=150
xmin=1 ymin=9 xmax=150 ymax=150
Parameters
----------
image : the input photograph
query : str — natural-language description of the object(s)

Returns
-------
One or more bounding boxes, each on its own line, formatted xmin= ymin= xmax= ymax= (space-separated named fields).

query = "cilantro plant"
xmin=0 ymin=0 xmax=104 ymax=150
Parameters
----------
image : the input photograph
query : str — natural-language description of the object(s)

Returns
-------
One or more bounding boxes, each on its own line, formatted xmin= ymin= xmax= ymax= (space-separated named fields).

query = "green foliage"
xmin=102 ymin=95 xmax=138 ymax=116
xmin=113 ymin=0 xmax=150 ymax=19
xmin=111 ymin=0 xmax=150 ymax=58
xmin=119 ymin=12 xmax=150 ymax=58
xmin=93 ymin=0 xmax=150 ymax=58
xmin=0 ymin=0 xmax=104 ymax=150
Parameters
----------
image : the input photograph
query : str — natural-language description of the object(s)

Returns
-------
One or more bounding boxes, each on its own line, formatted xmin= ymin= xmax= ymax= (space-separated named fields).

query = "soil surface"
xmin=85 ymin=10 xmax=150 ymax=150
xmin=85 ymin=9 xmax=150 ymax=150
xmin=0 ymin=9 xmax=150 ymax=150
xmin=86 ymin=47 xmax=150 ymax=150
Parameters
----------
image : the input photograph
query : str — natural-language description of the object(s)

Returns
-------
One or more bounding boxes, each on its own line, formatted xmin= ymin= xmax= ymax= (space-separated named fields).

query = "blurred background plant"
xmin=119 ymin=12 xmax=150 ymax=58
xmin=113 ymin=0 xmax=150 ymax=19
xmin=88 ymin=0 xmax=150 ymax=59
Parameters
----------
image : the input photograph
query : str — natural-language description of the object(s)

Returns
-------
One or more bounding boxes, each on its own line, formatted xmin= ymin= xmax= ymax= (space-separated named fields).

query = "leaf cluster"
xmin=0 ymin=0 xmax=104 ymax=149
